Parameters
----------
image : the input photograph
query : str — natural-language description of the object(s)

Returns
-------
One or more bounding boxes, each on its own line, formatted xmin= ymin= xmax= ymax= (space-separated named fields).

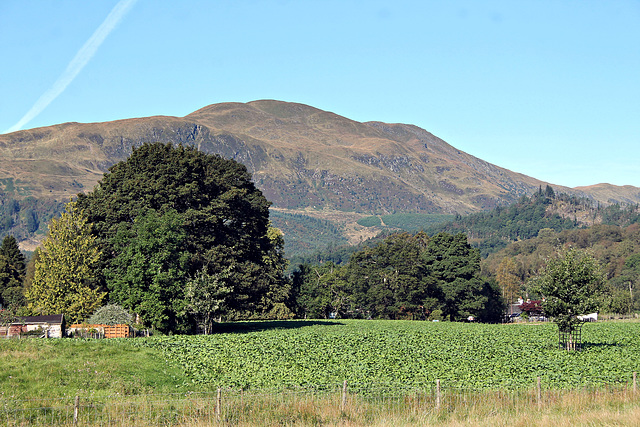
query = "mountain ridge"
xmin=1 ymin=100 xmax=638 ymax=220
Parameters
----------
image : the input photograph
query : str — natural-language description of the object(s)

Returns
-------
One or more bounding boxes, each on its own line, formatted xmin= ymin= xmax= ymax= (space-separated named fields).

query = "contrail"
xmin=3 ymin=0 xmax=137 ymax=134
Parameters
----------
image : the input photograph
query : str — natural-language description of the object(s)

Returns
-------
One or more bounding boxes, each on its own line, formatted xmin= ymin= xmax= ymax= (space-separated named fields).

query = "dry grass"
xmin=5 ymin=387 xmax=640 ymax=426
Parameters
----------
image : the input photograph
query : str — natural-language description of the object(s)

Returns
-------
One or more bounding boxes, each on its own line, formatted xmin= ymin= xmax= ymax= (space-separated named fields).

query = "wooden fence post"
xmin=216 ymin=388 xmax=221 ymax=417
xmin=341 ymin=380 xmax=348 ymax=411
xmin=435 ymin=379 xmax=441 ymax=410
xmin=536 ymin=377 xmax=542 ymax=409
xmin=73 ymin=395 xmax=79 ymax=427
xmin=633 ymin=372 xmax=637 ymax=393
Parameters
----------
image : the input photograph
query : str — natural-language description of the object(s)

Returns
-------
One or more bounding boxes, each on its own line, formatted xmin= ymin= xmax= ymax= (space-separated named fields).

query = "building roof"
xmin=14 ymin=314 xmax=64 ymax=324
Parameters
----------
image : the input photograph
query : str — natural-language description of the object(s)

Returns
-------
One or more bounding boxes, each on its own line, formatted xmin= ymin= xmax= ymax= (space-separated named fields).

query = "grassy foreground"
xmin=3 ymin=387 xmax=640 ymax=426
xmin=0 ymin=337 xmax=191 ymax=399
xmin=1 ymin=319 xmax=640 ymax=425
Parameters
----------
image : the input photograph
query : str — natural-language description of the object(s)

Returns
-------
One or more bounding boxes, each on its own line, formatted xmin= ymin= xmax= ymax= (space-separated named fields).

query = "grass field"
xmin=1 ymin=319 xmax=640 ymax=425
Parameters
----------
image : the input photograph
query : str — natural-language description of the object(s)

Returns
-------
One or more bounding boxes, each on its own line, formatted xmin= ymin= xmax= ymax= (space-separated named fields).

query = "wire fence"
xmin=1 ymin=375 xmax=638 ymax=426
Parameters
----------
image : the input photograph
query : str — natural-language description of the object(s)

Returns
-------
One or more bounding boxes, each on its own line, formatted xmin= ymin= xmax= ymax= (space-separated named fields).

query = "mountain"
xmin=573 ymin=184 xmax=640 ymax=205
xmin=1 ymin=100 xmax=639 ymax=251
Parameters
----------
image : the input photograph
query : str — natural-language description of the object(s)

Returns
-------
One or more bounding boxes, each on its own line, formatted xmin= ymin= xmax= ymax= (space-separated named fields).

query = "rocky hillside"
xmin=1 ymin=100 xmax=639 ymax=251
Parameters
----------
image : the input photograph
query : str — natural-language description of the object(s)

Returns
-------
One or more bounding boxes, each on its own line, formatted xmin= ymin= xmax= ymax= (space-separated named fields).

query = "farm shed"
xmin=0 ymin=314 xmax=65 ymax=338
xmin=68 ymin=323 xmax=133 ymax=338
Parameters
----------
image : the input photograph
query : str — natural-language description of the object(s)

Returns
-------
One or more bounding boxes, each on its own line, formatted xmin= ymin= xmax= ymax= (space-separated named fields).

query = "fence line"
xmin=1 ymin=375 xmax=638 ymax=426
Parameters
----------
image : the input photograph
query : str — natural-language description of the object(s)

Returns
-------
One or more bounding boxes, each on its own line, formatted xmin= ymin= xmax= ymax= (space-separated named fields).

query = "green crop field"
xmin=2 ymin=319 xmax=639 ymax=400
xmin=132 ymin=320 xmax=640 ymax=391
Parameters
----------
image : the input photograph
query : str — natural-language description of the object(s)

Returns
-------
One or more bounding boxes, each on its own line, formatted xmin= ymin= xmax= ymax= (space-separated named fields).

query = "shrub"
xmin=89 ymin=304 xmax=133 ymax=325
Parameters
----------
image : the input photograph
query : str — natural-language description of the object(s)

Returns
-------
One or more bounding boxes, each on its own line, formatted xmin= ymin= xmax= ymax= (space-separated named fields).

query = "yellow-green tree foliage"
xmin=496 ymin=257 xmax=520 ymax=305
xmin=26 ymin=201 xmax=105 ymax=323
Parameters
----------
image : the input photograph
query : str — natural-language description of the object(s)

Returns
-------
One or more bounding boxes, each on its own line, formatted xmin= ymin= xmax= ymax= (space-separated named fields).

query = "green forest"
xmin=2 ymin=146 xmax=639 ymax=334
xmin=291 ymin=232 xmax=503 ymax=322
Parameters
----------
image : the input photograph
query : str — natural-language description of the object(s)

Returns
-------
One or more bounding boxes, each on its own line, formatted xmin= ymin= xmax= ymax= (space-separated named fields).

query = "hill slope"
xmin=1 ymin=100 xmax=639 ymax=251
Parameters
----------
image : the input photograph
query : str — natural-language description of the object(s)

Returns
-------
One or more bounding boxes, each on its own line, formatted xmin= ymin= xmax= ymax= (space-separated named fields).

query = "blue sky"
xmin=1 ymin=0 xmax=638 ymax=188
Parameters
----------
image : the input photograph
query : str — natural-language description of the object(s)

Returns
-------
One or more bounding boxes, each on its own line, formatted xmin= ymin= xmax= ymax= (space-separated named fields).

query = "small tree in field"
xmin=533 ymin=247 xmax=605 ymax=350
xmin=184 ymin=269 xmax=232 ymax=334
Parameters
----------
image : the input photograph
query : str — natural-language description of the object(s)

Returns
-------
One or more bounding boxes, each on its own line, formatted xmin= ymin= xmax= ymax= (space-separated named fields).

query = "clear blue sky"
xmin=1 ymin=1 xmax=638 ymax=188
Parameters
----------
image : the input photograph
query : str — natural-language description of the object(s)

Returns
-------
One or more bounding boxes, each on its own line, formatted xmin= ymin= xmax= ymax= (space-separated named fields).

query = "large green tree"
xmin=294 ymin=262 xmax=352 ymax=319
xmin=345 ymin=232 xmax=437 ymax=319
xmin=76 ymin=142 xmax=288 ymax=331
xmin=26 ymin=201 xmax=105 ymax=323
xmin=106 ymin=209 xmax=191 ymax=333
xmin=425 ymin=233 xmax=503 ymax=322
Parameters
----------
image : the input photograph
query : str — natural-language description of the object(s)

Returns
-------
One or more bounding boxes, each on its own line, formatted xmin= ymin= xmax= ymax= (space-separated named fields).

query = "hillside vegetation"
xmin=269 ymin=210 xmax=348 ymax=256
xmin=288 ymin=187 xmax=640 ymax=265
xmin=0 ymin=193 xmax=62 ymax=247
xmin=425 ymin=187 xmax=640 ymax=256
xmin=482 ymin=222 xmax=640 ymax=312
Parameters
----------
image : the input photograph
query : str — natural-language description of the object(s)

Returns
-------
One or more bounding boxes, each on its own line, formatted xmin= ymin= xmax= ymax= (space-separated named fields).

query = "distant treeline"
xmin=5 ymin=182 xmax=640 ymax=266
xmin=483 ymin=222 xmax=640 ymax=314
xmin=290 ymin=187 xmax=640 ymax=269
xmin=425 ymin=186 xmax=640 ymax=257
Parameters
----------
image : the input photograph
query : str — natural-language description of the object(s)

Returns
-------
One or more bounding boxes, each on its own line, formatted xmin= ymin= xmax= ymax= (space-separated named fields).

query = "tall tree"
xmin=0 ymin=235 xmax=27 ymax=309
xmin=324 ymin=231 xmax=505 ymax=322
xmin=345 ymin=232 xmax=436 ymax=319
xmin=611 ymin=253 xmax=640 ymax=313
xmin=0 ymin=235 xmax=26 ymax=276
xmin=496 ymin=257 xmax=521 ymax=310
xmin=294 ymin=262 xmax=352 ymax=319
xmin=26 ymin=201 xmax=105 ymax=323
xmin=184 ymin=268 xmax=232 ymax=334
xmin=76 ymin=143 xmax=288 ymax=329
xmin=426 ymin=233 xmax=501 ymax=322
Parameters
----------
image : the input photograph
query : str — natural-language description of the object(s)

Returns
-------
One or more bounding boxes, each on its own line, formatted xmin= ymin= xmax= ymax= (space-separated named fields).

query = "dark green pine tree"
xmin=0 ymin=235 xmax=27 ymax=308
xmin=425 ymin=233 xmax=503 ymax=322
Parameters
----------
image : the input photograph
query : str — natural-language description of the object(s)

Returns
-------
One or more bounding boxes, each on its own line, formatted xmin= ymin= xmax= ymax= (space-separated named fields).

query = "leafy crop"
xmin=133 ymin=320 xmax=640 ymax=391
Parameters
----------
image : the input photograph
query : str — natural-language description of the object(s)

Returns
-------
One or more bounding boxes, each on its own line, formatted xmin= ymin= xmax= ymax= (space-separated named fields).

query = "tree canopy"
xmin=496 ymin=257 xmax=520 ymax=306
xmin=88 ymin=303 xmax=134 ymax=326
xmin=533 ymin=247 xmax=606 ymax=333
xmin=76 ymin=142 xmax=288 ymax=332
xmin=26 ymin=201 xmax=105 ymax=323
xmin=294 ymin=232 xmax=504 ymax=322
